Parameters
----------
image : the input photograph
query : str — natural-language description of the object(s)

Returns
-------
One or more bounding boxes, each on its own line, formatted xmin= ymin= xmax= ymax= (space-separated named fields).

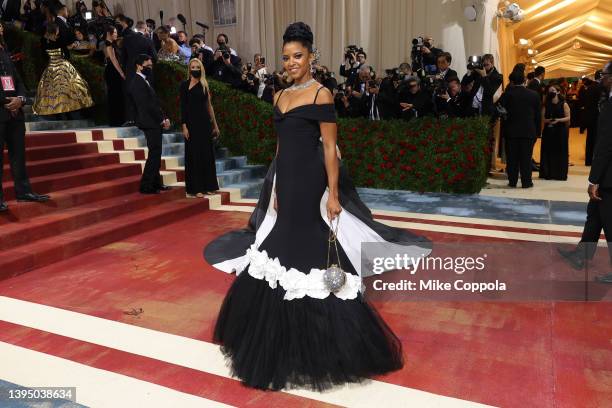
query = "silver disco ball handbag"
xmin=323 ymin=215 xmax=347 ymax=293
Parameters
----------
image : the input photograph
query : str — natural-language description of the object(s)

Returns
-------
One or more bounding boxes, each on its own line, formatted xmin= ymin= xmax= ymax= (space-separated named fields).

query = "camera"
xmin=246 ymin=62 xmax=252 ymax=71
xmin=411 ymin=37 xmax=432 ymax=53
xmin=467 ymin=55 xmax=483 ymax=70
xmin=216 ymin=45 xmax=230 ymax=60
xmin=344 ymin=45 xmax=363 ymax=63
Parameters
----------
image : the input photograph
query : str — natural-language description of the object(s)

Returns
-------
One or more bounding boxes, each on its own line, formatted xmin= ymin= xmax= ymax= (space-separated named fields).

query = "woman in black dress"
xmin=540 ymin=84 xmax=571 ymax=180
xmin=180 ymin=58 xmax=220 ymax=198
xmin=209 ymin=22 xmax=431 ymax=392
xmin=103 ymin=26 xmax=125 ymax=126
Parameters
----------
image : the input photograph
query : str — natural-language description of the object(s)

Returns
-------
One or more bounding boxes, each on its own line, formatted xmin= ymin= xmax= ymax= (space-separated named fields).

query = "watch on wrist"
xmin=17 ymin=96 xmax=26 ymax=104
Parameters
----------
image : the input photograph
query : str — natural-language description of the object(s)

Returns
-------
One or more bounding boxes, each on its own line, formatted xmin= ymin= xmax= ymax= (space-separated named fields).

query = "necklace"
xmin=286 ymin=78 xmax=317 ymax=91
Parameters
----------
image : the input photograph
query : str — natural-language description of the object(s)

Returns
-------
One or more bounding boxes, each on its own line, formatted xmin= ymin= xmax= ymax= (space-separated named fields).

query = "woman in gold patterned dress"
xmin=33 ymin=22 xmax=94 ymax=116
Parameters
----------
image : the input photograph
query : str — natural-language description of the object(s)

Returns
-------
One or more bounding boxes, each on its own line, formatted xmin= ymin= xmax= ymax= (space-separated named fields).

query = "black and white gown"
xmin=207 ymin=87 xmax=432 ymax=391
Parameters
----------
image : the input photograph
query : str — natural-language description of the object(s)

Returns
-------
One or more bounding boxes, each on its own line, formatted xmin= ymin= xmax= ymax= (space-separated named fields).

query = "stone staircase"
xmin=109 ymin=129 xmax=266 ymax=198
xmin=22 ymin=95 xmax=267 ymax=198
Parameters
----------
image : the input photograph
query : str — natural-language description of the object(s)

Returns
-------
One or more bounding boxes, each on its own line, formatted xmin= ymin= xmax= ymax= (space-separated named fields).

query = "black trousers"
xmin=577 ymin=188 xmax=612 ymax=262
xmin=0 ymin=119 xmax=32 ymax=201
xmin=140 ymin=127 xmax=163 ymax=192
xmin=585 ymin=122 xmax=598 ymax=166
xmin=505 ymin=138 xmax=534 ymax=186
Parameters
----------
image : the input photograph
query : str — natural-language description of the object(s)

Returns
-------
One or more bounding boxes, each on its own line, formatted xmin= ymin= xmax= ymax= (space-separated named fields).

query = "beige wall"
xmin=68 ymin=0 xmax=501 ymax=78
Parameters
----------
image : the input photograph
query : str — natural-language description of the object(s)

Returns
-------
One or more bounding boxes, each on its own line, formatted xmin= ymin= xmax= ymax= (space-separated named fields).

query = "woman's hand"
xmin=182 ymin=126 xmax=189 ymax=140
xmin=212 ymin=125 xmax=220 ymax=140
xmin=326 ymin=195 xmax=342 ymax=221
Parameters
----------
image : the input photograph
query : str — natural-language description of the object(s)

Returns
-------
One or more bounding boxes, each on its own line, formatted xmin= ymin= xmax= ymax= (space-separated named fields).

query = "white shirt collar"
xmin=58 ymin=16 xmax=67 ymax=23
xmin=137 ymin=72 xmax=147 ymax=81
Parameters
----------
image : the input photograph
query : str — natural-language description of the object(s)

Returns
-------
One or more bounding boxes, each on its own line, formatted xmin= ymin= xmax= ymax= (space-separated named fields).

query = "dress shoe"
xmin=522 ymin=183 xmax=534 ymax=189
xmin=121 ymin=121 xmax=135 ymax=127
xmin=16 ymin=192 xmax=50 ymax=202
xmin=0 ymin=201 xmax=7 ymax=212
xmin=158 ymin=185 xmax=172 ymax=191
xmin=557 ymin=247 xmax=585 ymax=270
xmin=140 ymin=189 xmax=160 ymax=195
xmin=508 ymin=183 xmax=517 ymax=188
xmin=595 ymin=273 xmax=612 ymax=284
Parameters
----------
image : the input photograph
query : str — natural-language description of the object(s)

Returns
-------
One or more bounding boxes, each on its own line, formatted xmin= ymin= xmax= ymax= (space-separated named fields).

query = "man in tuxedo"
xmin=0 ymin=44 xmax=50 ymax=211
xmin=0 ymin=0 xmax=21 ymax=22
xmin=122 ymin=21 xmax=157 ymax=125
xmin=122 ymin=21 xmax=157 ymax=81
xmin=436 ymin=52 xmax=458 ymax=82
xmin=54 ymin=4 xmax=75 ymax=58
xmin=127 ymin=54 xmax=171 ymax=194
xmin=527 ymin=66 xmax=545 ymax=95
xmin=499 ymin=69 xmax=541 ymax=188
xmin=582 ymin=71 xmax=605 ymax=165
xmin=558 ymin=61 xmax=612 ymax=283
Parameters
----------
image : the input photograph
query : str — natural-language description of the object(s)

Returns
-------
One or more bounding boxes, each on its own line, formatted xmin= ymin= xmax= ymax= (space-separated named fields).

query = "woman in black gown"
xmin=539 ymin=84 xmax=571 ymax=180
xmin=103 ymin=26 xmax=125 ymax=127
xmin=180 ymin=58 xmax=220 ymax=198
xmin=210 ymin=22 xmax=432 ymax=392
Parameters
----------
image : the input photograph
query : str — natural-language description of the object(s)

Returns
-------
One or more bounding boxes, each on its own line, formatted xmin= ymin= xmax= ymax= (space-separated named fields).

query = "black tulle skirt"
xmin=213 ymin=271 xmax=404 ymax=391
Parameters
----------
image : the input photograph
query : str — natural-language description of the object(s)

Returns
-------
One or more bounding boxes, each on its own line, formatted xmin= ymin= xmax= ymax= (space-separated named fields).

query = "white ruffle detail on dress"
xmin=234 ymin=244 xmax=363 ymax=301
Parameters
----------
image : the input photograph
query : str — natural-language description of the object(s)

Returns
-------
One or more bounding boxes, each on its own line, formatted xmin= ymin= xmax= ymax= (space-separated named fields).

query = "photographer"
xmin=313 ymin=64 xmax=336 ymax=93
xmin=376 ymin=69 xmax=402 ymax=119
xmin=334 ymin=84 xmax=352 ymax=118
xmin=398 ymin=77 xmax=433 ymax=120
xmin=190 ymin=37 xmax=213 ymax=72
xmin=261 ymin=71 xmax=283 ymax=104
xmin=216 ymin=33 xmax=238 ymax=57
xmin=436 ymin=52 xmax=457 ymax=82
xmin=461 ymin=54 xmax=503 ymax=117
xmin=398 ymin=62 xmax=413 ymax=80
xmin=210 ymin=41 xmax=241 ymax=86
xmin=349 ymin=65 xmax=378 ymax=118
xmin=68 ymin=1 xmax=89 ymax=31
xmin=411 ymin=36 xmax=441 ymax=74
xmin=340 ymin=46 xmax=365 ymax=88
xmin=238 ymin=62 xmax=259 ymax=96
xmin=434 ymin=76 xmax=463 ymax=118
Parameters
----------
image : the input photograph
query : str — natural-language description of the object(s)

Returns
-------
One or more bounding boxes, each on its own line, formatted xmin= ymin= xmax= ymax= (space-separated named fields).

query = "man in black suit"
xmin=558 ymin=61 xmax=612 ymax=283
xmin=499 ymin=69 xmax=541 ymax=188
xmin=0 ymin=0 xmax=21 ymax=22
xmin=127 ymin=54 xmax=171 ymax=194
xmin=122 ymin=21 xmax=157 ymax=125
xmin=436 ymin=52 xmax=458 ymax=82
xmin=0 ymin=44 xmax=50 ymax=211
xmin=527 ymin=66 xmax=545 ymax=95
xmin=582 ymin=72 xmax=605 ymax=165
xmin=54 ymin=4 xmax=75 ymax=58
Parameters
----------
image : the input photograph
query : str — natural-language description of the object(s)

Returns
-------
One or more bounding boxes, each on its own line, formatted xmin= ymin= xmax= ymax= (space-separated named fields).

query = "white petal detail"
xmin=240 ymin=245 xmax=361 ymax=301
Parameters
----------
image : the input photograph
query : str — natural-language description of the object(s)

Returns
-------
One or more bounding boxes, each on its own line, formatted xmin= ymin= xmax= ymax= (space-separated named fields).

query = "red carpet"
xmin=0 ymin=131 xmax=226 ymax=281
xmin=0 ymin=205 xmax=610 ymax=407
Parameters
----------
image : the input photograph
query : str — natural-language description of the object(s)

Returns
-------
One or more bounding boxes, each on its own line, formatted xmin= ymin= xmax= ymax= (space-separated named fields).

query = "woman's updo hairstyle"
xmin=282 ymin=22 xmax=314 ymax=52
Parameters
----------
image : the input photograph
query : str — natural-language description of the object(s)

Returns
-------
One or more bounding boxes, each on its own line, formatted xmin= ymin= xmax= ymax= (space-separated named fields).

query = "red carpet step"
xmin=0 ymin=131 xmax=229 ymax=281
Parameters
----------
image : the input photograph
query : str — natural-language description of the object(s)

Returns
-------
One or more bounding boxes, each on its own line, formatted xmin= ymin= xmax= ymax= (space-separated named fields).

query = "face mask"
xmin=191 ymin=70 xmax=202 ymax=79
xmin=548 ymin=90 xmax=558 ymax=97
xmin=142 ymin=66 xmax=152 ymax=76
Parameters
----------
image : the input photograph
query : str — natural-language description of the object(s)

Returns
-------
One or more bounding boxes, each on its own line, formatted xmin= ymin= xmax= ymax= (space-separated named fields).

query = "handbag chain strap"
xmin=326 ymin=214 xmax=342 ymax=270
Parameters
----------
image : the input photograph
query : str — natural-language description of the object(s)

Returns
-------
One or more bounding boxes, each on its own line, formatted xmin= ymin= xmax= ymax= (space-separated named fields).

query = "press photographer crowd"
xmin=0 ymin=0 xmax=610 ymax=211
